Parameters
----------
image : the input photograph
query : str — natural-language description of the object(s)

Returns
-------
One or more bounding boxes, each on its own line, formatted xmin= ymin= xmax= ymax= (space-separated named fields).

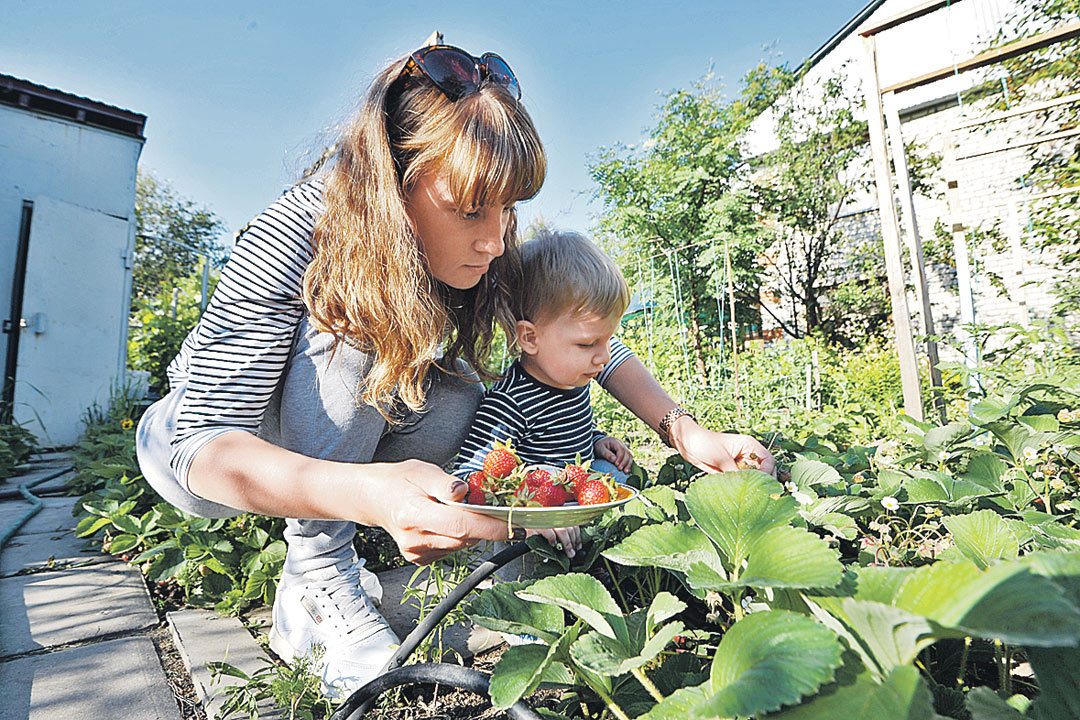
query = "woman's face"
xmin=405 ymin=172 xmax=513 ymax=290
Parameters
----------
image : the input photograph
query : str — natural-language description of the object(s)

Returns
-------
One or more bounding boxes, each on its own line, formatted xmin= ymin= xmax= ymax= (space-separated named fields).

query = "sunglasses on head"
xmin=404 ymin=44 xmax=521 ymax=101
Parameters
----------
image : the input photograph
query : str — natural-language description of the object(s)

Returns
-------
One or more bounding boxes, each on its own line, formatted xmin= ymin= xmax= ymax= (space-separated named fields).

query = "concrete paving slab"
xmin=0 ymin=469 xmax=76 ymax=499
xmin=168 ymin=609 xmax=283 ymax=720
xmin=0 ymin=528 xmax=109 ymax=577
xmin=0 ymin=561 xmax=157 ymax=658
xmin=0 ymin=635 xmax=181 ymax=720
xmin=0 ymin=495 xmax=80 ymax=537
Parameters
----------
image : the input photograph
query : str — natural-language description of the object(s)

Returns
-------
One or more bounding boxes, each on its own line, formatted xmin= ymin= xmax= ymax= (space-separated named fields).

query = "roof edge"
xmin=0 ymin=73 xmax=146 ymax=139
xmin=805 ymin=0 xmax=890 ymax=69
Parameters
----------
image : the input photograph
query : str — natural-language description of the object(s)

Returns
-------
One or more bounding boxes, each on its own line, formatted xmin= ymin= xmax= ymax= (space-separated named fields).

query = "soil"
xmin=150 ymin=624 xmax=208 ymax=720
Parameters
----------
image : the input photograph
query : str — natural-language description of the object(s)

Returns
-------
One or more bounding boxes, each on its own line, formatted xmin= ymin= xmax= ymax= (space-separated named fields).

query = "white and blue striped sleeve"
xmin=168 ymin=183 xmax=321 ymax=490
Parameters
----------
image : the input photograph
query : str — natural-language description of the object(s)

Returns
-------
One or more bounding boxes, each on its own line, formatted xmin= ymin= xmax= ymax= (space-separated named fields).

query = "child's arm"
xmin=594 ymin=435 xmax=633 ymax=473
xmin=451 ymin=389 xmax=527 ymax=478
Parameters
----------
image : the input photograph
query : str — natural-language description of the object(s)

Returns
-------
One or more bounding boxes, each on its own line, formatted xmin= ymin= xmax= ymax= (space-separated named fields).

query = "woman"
xmin=137 ymin=44 xmax=775 ymax=697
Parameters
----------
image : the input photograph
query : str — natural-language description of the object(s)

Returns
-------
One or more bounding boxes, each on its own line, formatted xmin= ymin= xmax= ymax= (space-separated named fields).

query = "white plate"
xmin=445 ymin=483 xmax=639 ymax=530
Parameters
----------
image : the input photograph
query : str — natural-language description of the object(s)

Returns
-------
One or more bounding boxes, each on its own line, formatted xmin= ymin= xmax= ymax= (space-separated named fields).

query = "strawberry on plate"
xmin=533 ymin=479 xmax=569 ymax=507
xmin=558 ymin=463 xmax=590 ymax=495
xmin=577 ymin=477 xmax=613 ymax=505
xmin=483 ymin=439 xmax=520 ymax=479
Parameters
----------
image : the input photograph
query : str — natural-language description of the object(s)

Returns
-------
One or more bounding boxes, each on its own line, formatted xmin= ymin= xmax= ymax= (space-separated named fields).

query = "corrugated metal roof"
xmin=0 ymin=73 xmax=146 ymax=139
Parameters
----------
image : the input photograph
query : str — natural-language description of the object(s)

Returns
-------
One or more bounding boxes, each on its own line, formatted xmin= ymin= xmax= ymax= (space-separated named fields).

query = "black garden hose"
xmin=331 ymin=540 xmax=532 ymax=720
xmin=0 ymin=466 xmax=75 ymax=550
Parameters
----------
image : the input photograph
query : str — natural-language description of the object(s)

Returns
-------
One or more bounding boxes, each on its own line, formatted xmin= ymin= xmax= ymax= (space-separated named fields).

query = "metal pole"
xmin=862 ymin=36 xmax=925 ymax=421
xmin=200 ymin=257 xmax=210 ymax=313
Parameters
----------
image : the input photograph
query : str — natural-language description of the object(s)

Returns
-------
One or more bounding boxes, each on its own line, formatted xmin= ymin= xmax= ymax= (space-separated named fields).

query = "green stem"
xmin=994 ymin=639 xmax=1006 ymax=691
xmin=957 ymin=636 xmax=971 ymax=688
xmin=604 ymin=557 xmax=632 ymax=613
xmin=1004 ymin=644 xmax=1013 ymax=695
xmin=731 ymin=590 xmax=745 ymax=622
xmin=584 ymin=676 xmax=632 ymax=720
xmin=631 ymin=667 xmax=665 ymax=703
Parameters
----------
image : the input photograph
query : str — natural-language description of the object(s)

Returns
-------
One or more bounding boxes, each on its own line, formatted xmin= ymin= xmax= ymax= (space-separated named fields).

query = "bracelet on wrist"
xmin=657 ymin=406 xmax=694 ymax=448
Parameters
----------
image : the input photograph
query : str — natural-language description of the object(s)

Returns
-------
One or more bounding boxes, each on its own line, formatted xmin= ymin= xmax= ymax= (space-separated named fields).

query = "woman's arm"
xmin=188 ymin=431 xmax=511 ymax=564
xmin=601 ymin=355 xmax=776 ymax=475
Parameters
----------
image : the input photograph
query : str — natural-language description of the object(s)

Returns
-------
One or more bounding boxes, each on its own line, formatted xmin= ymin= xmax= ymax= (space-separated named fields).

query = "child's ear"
xmin=515 ymin=320 xmax=539 ymax=355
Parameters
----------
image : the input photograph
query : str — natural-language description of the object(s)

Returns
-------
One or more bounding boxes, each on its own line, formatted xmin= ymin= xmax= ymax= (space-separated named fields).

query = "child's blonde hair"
xmin=518 ymin=229 xmax=630 ymax=323
xmin=302 ymin=51 xmax=546 ymax=418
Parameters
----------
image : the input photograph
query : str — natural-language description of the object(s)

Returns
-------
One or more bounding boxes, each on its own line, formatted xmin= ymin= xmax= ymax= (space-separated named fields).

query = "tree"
xmin=133 ymin=171 xmax=227 ymax=303
xmin=588 ymin=65 xmax=794 ymax=383
xmin=749 ymin=69 xmax=883 ymax=346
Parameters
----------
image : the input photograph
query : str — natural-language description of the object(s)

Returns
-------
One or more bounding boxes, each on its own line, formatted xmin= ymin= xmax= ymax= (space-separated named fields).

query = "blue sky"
xmin=2 ymin=0 xmax=870 ymax=240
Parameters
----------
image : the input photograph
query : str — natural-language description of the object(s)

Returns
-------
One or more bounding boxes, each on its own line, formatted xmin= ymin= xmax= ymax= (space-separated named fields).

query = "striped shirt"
xmin=452 ymin=341 xmax=632 ymax=478
xmin=166 ymin=181 xmax=322 ymax=485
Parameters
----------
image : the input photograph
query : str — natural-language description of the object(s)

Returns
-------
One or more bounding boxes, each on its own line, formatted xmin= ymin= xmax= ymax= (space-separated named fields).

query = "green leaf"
xmin=800 ymin=496 xmax=870 ymax=526
xmin=108 ymin=513 xmax=140 ymax=536
xmin=762 ymin=665 xmax=944 ymax=719
xmin=924 ymin=422 xmax=973 ymax=456
xmin=943 ymin=510 xmax=1019 ymax=569
xmin=463 ymin=581 xmax=565 ymax=643
xmin=646 ymin=592 xmax=686 ymax=634
xmin=1028 ymin=646 xmax=1080 ymax=720
xmin=725 ymin=526 xmax=843 ymax=592
xmin=75 ymin=515 xmax=112 ymax=538
xmin=790 ymin=460 xmax=842 ymax=487
xmin=108 ymin=534 xmax=139 ymax=553
xmin=646 ymin=610 xmax=843 ymax=719
xmin=570 ymin=621 xmax=684 ymax=676
xmin=900 ymin=470 xmax=995 ymax=505
xmin=684 ymin=471 xmax=796 ymax=567
xmin=966 ymin=687 xmax=1027 ymax=719
xmin=518 ymin=574 xmax=626 ymax=642
xmin=960 ymin=451 xmax=1009 ymax=492
xmin=603 ymin=523 xmax=723 ymax=576
xmin=701 ymin=610 xmax=843 ymax=718
xmin=489 ymin=643 xmax=552 ymax=709
xmin=809 ymin=597 xmax=935 ymax=680
xmin=893 ymin=560 xmax=1080 ymax=647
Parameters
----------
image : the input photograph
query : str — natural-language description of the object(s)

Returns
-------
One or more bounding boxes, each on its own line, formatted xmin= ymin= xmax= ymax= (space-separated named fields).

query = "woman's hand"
xmin=369 ymin=459 xmax=511 ymax=565
xmin=594 ymin=435 xmax=633 ymax=473
xmin=669 ymin=417 xmax=777 ymax=477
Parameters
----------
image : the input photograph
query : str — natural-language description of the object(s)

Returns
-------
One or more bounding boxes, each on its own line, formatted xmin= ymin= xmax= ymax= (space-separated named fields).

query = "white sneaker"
xmin=269 ymin=558 xmax=400 ymax=698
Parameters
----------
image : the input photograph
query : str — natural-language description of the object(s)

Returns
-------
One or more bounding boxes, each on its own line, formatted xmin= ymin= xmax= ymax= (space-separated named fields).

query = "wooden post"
xmin=862 ymin=36 xmax=925 ymax=421
xmin=884 ymin=91 xmax=946 ymax=422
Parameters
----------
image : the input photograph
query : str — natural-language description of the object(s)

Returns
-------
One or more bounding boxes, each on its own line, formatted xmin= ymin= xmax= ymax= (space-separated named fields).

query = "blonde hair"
xmin=302 ymin=53 xmax=546 ymax=418
xmin=518 ymin=229 xmax=630 ymax=323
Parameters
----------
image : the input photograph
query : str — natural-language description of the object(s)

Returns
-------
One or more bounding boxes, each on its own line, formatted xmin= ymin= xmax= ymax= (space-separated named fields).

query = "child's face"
xmin=516 ymin=308 xmax=621 ymax=389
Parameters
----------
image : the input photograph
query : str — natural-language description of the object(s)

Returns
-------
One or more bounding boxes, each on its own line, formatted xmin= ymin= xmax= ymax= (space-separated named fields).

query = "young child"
xmin=453 ymin=228 xmax=634 ymax=483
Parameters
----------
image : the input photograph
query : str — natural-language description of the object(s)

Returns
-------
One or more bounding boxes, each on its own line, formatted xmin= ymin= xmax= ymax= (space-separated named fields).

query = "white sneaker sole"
xmin=267 ymin=625 xmax=297 ymax=664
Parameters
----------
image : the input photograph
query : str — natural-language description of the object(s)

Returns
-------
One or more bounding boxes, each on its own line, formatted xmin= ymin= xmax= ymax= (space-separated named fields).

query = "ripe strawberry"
xmin=558 ymin=464 xmax=590 ymax=494
xmin=577 ymin=478 xmax=612 ymax=505
xmin=534 ymin=481 xmax=569 ymax=507
xmin=483 ymin=439 xmax=520 ymax=479
xmin=467 ymin=488 xmax=488 ymax=505
xmin=514 ymin=469 xmax=549 ymax=504
xmin=468 ymin=470 xmax=490 ymax=493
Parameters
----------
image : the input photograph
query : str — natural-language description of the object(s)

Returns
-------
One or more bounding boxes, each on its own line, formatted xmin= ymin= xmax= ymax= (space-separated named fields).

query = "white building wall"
xmin=1 ymin=105 xmax=143 ymax=445
xmin=748 ymin=0 xmax=1072 ymax=358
